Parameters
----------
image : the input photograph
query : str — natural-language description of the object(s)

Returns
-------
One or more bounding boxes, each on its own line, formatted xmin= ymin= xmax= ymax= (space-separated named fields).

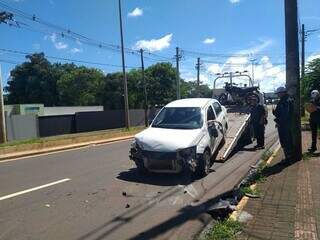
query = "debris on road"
xmin=125 ymin=204 xmax=130 ymax=208
xmin=45 ymin=204 xmax=51 ymax=208
xmin=122 ymin=191 xmax=127 ymax=196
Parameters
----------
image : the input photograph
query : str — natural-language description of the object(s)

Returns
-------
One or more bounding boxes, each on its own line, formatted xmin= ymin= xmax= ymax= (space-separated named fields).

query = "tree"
xmin=145 ymin=62 xmax=176 ymax=106
xmin=57 ymin=66 xmax=105 ymax=106
xmin=6 ymin=53 xmax=58 ymax=106
xmin=301 ymin=58 xmax=320 ymax=101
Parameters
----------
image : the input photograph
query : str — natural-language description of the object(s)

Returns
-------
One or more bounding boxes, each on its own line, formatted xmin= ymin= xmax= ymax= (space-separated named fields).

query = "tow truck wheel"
xmin=135 ymin=159 xmax=148 ymax=175
xmin=195 ymin=150 xmax=211 ymax=177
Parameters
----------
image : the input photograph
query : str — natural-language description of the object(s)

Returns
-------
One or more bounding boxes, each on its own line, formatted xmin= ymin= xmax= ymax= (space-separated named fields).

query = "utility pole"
xmin=301 ymin=24 xmax=306 ymax=117
xmin=0 ymin=64 xmax=6 ymax=143
xmin=140 ymin=49 xmax=148 ymax=127
xmin=250 ymin=58 xmax=256 ymax=86
xmin=175 ymin=47 xmax=181 ymax=99
xmin=301 ymin=24 xmax=306 ymax=78
xmin=118 ymin=0 xmax=130 ymax=129
xmin=284 ymin=0 xmax=302 ymax=161
xmin=196 ymin=57 xmax=201 ymax=97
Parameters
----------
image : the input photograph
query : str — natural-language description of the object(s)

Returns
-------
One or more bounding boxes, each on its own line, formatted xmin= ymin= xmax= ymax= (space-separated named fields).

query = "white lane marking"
xmin=0 ymin=178 xmax=71 ymax=201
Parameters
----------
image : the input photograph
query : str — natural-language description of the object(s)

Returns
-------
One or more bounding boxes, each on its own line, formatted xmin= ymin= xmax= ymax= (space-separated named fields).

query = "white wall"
xmin=43 ymin=106 xmax=104 ymax=116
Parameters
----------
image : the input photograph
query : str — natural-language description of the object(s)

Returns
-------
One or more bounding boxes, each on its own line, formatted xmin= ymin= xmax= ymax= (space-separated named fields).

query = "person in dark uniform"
xmin=249 ymin=96 xmax=266 ymax=149
xmin=308 ymin=90 xmax=320 ymax=152
xmin=273 ymin=87 xmax=294 ymax=161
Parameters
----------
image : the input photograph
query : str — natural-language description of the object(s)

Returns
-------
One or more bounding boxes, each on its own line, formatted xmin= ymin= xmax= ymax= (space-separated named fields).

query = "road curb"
xmin=229 ymin=143 xmax=281 ymax=221
xmin=0 ymin=135 xmax=135 ymax=162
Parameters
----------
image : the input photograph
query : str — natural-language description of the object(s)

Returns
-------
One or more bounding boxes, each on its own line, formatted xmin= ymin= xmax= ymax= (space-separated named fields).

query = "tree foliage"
xmin=6 ymin=53 xmax=213 ymax=108
xmin=301 ymin=58 xmax=320 ymax=101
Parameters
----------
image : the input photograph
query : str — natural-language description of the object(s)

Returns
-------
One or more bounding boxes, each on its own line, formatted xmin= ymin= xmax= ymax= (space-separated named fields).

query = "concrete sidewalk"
xmin=237 ymin=131 xmax=320 ymax=240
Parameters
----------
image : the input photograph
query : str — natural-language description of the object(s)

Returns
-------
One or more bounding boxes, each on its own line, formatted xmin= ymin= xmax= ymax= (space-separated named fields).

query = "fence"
xmin=5 ymin=108 xmax=161 ymax=141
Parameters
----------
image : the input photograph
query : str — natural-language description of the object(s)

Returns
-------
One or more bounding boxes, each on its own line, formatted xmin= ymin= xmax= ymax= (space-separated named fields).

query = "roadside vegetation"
xmin=0 ymin=126 xmax=144 ymax=149
xmin=202 ymin=220 xmax=242 ymax=240
xmin=201 ymin=148 xmax=275 ymax=240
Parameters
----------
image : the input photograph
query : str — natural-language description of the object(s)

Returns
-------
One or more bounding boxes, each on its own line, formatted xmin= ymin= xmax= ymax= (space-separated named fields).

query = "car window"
xmin=207 ymin=106 xmax=215 ymax=122
xmin=213 ymin=102 xmax=222 ymax=116
xmin=152 ymin=107 xmax=203 ymax=129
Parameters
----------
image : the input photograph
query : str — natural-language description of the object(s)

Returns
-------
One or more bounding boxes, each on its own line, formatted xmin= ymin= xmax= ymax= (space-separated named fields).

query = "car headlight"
xmin=178 ymin=146 xmax=196 ymax=159
xmin=131 ymin=139 xmax=137 ymax=148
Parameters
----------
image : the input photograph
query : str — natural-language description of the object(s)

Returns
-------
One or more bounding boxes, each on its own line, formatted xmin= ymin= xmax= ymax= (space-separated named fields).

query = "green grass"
xmin=240 ymin=186 xmax=262 ymax=197
xmin=204 ymin=220 xmax=242 ymax=240
xmin=302 ymin=152 xmax=312 ymax=161
xmin=0 ymin=126 xmax=144 ymax=149
xmin=261 ymin=149 xmax=273 ymax=162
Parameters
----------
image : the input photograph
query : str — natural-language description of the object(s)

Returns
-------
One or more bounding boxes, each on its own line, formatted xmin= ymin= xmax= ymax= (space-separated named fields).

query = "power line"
xmin=0 ymin=48 xmax=140 ymax=69
xmin=0 ymin=1 xmax=173 ymax=61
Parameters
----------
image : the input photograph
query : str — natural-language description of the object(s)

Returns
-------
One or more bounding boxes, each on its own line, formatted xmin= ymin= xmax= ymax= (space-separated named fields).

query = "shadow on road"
xmin=117 ymin=168 xmax=193 ymax=186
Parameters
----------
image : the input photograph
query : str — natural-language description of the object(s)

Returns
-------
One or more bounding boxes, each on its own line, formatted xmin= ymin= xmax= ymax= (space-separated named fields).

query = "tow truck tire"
xmin=135 ymin=159 xmax=148 ymax=175
xmin=195 ymin=150 xmax=211 ymax=177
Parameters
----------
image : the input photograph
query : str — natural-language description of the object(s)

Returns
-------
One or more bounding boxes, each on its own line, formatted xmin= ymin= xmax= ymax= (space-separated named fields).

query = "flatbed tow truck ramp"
xmin=216 ymin=106 xmax=251 ymax=162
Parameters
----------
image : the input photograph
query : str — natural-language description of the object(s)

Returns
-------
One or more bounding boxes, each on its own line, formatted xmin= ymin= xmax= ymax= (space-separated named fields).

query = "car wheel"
xmin=135 ymin=159 xmax=148 ymax=175
xmin=195 ymin=150 xmax=211 ymax=177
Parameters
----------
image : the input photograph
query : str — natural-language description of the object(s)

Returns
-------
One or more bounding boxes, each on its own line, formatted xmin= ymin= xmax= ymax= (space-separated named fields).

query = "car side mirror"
xmin=208 ymin=125 xmax=219 ymax=138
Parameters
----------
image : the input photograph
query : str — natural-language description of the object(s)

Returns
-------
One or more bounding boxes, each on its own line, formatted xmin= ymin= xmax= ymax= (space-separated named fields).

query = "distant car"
xmin=129 ymin=98 xmax=228 ymax=177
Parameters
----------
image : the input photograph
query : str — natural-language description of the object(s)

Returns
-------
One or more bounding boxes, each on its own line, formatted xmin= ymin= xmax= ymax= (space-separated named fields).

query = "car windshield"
xmin=152 ymin=107 xmax=203 ymax=129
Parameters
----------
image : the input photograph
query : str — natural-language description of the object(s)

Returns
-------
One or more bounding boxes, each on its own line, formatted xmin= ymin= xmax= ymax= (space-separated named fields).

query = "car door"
xmin=206 ymin=105 xmax=218 ymax=155
xmin=212 ymin=101 xmax=225 ymax=144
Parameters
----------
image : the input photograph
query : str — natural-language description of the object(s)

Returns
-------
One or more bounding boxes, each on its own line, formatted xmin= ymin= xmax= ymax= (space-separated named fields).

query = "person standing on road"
xmin=249 ymin=96 xmax=266 ymax=149
xmin=307 ymin=90 xmax=320 ymax=152
xmin=273 ymin=87 xmax=294 ymax=161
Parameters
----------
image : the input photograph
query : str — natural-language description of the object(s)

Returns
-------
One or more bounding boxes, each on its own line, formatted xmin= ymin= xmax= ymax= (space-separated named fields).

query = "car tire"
xmin=135 ymin=159 xmax=148 ymax=175
xmin=195 ymin=150 xmax=211 ymax=177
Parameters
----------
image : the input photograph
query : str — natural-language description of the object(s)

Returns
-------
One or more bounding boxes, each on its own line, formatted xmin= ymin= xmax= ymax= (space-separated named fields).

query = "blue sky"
xmin=0 ymin=0 xmax=319 ymax=92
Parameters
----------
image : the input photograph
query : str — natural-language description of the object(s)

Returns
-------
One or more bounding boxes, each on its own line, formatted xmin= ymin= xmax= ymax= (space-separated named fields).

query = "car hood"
xmin=135 ymin=127 xmax=204 ymax=152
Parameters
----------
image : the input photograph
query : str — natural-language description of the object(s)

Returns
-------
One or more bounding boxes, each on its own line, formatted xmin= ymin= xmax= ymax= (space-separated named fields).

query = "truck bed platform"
xmin=216 ymin=106 xmax=251 ymax=162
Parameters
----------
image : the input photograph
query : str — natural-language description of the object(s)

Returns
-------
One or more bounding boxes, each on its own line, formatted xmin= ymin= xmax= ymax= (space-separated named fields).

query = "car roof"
xmin=165 ymin=98 xmax=217 ymax=108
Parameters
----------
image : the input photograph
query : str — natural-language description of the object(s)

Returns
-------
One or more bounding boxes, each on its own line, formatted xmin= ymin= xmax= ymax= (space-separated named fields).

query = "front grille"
xmin=142 ymin=151 xmax=176 ymax=160
xmin=142 ymin=151 xmax=177 ymax=170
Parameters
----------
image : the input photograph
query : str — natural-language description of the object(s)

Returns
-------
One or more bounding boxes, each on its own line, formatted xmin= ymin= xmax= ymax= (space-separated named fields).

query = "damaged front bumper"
xmin=129 ymin=144 xmax=199 ymax=173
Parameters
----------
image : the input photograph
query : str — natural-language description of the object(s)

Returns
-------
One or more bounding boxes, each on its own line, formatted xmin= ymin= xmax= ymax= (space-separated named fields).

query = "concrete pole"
xmin=0 ymin=64 xmax=7 ymax=143
xmin=301 ymin=24 xmax=306 ymax=117
xmin=175 ymin=47 xmax=181 ymax=99
xmin=118 ymin=0 xmax=130 ymax=129
xmin=284 ymin=0 xmax=302 ymax=161
xmin=140 ymin=49 xmax=148 ymax=127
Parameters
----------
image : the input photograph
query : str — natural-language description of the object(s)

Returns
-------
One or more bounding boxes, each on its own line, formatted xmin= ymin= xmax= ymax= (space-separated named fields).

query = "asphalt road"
xmin=0 ymin=113 xmax=278 ymax=240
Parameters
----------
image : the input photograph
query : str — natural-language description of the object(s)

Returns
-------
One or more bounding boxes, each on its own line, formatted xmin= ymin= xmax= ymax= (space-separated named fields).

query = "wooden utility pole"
xmin=140 ymin=49 xmax=148 ymax=127
xmin=284 ymin=0 xmax=302 ymax=161
xmin=118 ymin=0 xmax=130 ymax=129
xmin=0 ymin=64 xmax=6 ymax=143
xmin=175 ymin=47 xmax=181 ymax=99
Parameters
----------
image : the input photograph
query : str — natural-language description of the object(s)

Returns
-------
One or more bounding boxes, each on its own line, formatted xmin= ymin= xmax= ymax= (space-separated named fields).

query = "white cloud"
xmin=134 ymin=33 xmax=172 ymax=52
xmin=229 ymin=0 xmax=240 ymax=3
xmin=207 ymin=64 xmax=221 ymax=74
xmin=46 ymin=33 xmax=68 ymax=50
xmin=128 ymin=7 xmax=143 ymax=17
xmin=75 ymin=39 xmax=82 ymax=46
xmin=70 ymin=48 xmax=83 ymax=53
xmin=54 ymin=41 xmax=68 ymax=50
xmin=307 ymin=53 xmax=320 ymax=63
xmin=203 ymin=38 xmax=216 ymax=44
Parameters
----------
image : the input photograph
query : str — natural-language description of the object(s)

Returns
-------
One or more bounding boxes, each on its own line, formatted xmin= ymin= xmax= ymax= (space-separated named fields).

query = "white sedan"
xmin=129 ymin=98 xmax=228 ymax=177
